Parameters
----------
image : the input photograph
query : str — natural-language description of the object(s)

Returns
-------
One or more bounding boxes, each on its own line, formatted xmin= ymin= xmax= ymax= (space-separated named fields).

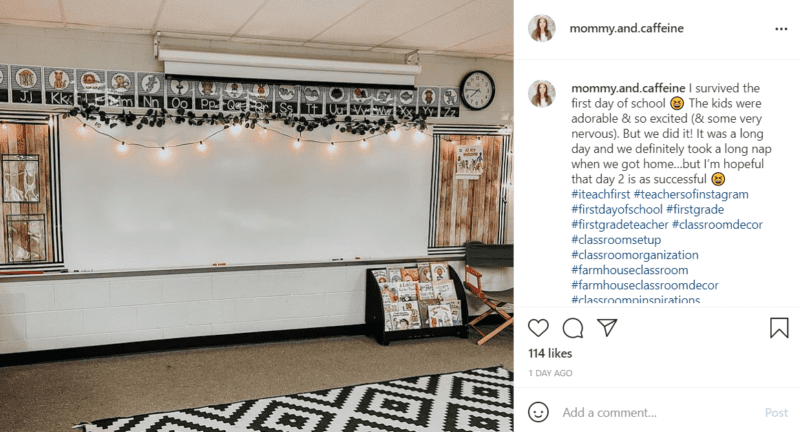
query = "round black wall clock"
xmin=460 ymin=70 xmax=495 ymax=110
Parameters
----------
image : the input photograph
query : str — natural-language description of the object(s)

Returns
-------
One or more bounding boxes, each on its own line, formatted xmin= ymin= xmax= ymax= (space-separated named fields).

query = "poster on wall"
xmin=167 ymin=78 xmax=193 ymax=110
xmin=247 ymin=83 xmax=273 ymax=114
xmin=221 ymin=82 xmax=247 ymax=113
xmin=440 ymin=87 xmax=460 ymax=118
xmin=418 ymin=86 xmax=439 ymax=118
xmin=300 ymin=86 xmax=323 ymax=115
xmin=326 ymin=87 xmax=347 ymax=115
xmin=76 ymin=68 xmax=106 ymax=106
xmin=348 ymin=87 xmax=372 ymax=116
xmin=2 ymin=155 xmax=40 ymax=203
xmin=195 ymin=80 xmax=221 ymax=111
xmin=106 ymin=71 xmax=135 ymax=108
xmin=10 ymin=65 xmax=43 ymax=105
xmin=5 ymin=214 xmax=47 ymax=263
xmin=0 ymin=64 xmax=9 ymax=104
xmin=275 ymin=85 xmax=299 ymax=116
xmin=397 ymin=89 xmax=417 ymax=118
xmin=455 ymin=144 xmax=484 ymax=180
xmin=43 ymin=67 xmax=74 ymax=106
xmin=136 ymin=72 xmax=165 ymax=109
xmin=372 ymin=89 xmax=395 ymax=117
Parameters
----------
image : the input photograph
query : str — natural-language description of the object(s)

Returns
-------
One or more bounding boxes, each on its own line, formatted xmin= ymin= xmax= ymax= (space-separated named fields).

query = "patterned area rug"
xmin=75 ymin=366 xmax=513 ymax=432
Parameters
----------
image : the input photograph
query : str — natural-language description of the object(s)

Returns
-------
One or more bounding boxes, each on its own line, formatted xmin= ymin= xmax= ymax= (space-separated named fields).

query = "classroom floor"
xmin=0 ymin=325 xmax=513 ymax=432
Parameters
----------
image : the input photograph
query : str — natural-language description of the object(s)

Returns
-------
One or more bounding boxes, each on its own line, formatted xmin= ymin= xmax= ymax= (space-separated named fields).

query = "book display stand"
xmin=365 ymin=265 xmax=470 ymax=345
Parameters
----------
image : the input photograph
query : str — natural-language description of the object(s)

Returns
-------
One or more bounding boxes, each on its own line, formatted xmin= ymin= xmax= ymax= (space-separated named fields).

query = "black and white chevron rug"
xmin=75 ymin=366 xmax=513 ymax=432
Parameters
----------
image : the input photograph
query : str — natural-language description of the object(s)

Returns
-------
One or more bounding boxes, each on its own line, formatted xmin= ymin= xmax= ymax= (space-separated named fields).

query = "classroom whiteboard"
xmin=59 ymin=118 xmax=433 ymax=270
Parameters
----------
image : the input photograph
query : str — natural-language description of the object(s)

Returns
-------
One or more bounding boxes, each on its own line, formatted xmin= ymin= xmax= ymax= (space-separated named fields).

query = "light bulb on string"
xmin=476 ymin=136 xmax=483 ymax=145
xmin=360 ymin=139 xmax=368 ymax=149
xmin=159 ymin=146 xmax=171 ymax=162
xmin=197 ymin=140 xmax=207 ymax=153
xmin=388 ymin=129 xmax=400 ymax=141
xmin=327 ymin=142 xmax=337 ymax=154
xmin=414 ymin=130 xmax=425 ymax=142
xmin=293 ymin=137 xmax=302 ymax=149
xmin=117 ymin=141 xmax=128 ymax=154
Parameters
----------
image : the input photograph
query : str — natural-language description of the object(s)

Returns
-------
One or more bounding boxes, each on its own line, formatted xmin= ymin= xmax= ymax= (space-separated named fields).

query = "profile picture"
xmin=529 ymin=15 xmax=555 ymax=42
xmin=529 ymin=80 xmax=555 ymax=108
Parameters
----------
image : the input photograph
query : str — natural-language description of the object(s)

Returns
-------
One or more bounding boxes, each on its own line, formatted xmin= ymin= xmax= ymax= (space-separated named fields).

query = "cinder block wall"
xmin=1 ymin=261 xmax=513 ymax=354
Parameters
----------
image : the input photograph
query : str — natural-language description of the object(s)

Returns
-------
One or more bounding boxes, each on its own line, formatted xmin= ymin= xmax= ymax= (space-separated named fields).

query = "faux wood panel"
xmin=434 ymin=135 xmax=502 ymax=247
xmin=1 ymin=123 xmax=53 ymax=264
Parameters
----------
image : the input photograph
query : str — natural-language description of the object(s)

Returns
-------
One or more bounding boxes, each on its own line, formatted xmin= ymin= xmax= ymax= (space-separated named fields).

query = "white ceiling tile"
xmin=445 ymin=26 xmax=512 ymax=55
xmin=0 ymin=18 xmax=63 ymax=28
xmin=0 ymin=0 xmax=62 ymax=23
xmin=157 ymin=0 xmax=264 ymax=34
xmin=382 ymin=0 xmax=511 ymax=51
xmin=311 ymin=0 xmax=472 ymax=46
xmin=160 ymin=31 xmax=229 ymax=41
xmin=238 ymin=0 xmax=370 ymax=40
xmin=62 ymin=0 xmax=162 ymax=30
xmin=229 ymin=36 xmax=304 ymax=46
xmin=0 ymin=0 xmax=512 ymax=58
xmin=303 ymin=41 xmax=372 ymax=51
xmin=437 ymin=50 xmax=495 ymax=58
xmin=65 ymin=23 xmax=151 ymax=35
xmin=369 ymin=46 xmax=415 ymax=54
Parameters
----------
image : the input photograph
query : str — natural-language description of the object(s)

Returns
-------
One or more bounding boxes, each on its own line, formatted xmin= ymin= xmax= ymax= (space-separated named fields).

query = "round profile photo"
xmin=529 ymin=80 xmax=555 ymax=108
xmin=529 ymin=15 xmax=555 ymax=42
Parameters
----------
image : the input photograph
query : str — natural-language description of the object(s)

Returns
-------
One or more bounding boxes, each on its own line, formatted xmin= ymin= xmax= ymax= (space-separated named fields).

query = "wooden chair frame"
xmin=464 ymin=265 xmax=514 ymax=345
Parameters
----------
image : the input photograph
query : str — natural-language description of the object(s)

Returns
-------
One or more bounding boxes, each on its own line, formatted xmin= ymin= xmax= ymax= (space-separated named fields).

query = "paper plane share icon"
xmin=597 ymin=319 xmax=617 ymax=337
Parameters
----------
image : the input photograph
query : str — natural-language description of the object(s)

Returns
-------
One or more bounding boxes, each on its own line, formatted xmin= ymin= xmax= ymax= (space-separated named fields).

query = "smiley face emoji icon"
xmin=529 ymin=402 xmax=549 ymax=423
xmin=670 ymin=96 xmax=684 ymax=110
xmin=712 ymin=172 xmax=725 ymax=186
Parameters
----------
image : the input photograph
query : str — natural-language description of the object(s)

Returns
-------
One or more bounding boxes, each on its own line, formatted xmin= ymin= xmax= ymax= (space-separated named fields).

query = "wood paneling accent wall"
xmin=0 ymin=121 xmax=58 ymax=267
xmin=433 ymin=134 xmax=504 ymax=248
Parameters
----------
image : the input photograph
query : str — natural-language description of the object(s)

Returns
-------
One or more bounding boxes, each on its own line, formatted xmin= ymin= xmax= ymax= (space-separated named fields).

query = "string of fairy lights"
xmin=77 ymin=121 xmax=433 ymax=160
xmin=59 ymin=114 xmax=511 ymax=161
xmin=65 ymin=116 xmax=446 ymax=159
xmin=4 ymin=113 xmax=513 ymax=200
xmin=3 ymin=113 xmax=511 ymax=171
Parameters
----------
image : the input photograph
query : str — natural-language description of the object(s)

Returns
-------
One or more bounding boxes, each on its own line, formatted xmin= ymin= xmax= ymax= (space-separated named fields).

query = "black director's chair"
xmin=463 ymin=242 xmax=514 ymax=345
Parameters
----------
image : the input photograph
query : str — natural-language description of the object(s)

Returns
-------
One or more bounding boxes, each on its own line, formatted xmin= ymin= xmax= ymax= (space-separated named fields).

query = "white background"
xmin=516 ymin=1 xmax=800 ymax=430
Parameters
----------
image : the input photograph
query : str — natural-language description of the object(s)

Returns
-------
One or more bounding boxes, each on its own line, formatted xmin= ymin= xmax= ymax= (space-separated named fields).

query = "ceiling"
xmin=0 ymin=0 xmax=513 ymax=60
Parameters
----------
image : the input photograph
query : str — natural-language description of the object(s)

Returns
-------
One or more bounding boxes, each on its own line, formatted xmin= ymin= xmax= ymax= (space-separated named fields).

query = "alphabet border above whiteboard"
xmin=0 ymin=64 xmax=460 ymax=119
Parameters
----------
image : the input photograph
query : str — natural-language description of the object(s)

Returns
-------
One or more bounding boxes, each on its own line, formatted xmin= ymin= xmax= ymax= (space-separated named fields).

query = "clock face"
xmin=460 ymin=71 xmax=495 ymax=110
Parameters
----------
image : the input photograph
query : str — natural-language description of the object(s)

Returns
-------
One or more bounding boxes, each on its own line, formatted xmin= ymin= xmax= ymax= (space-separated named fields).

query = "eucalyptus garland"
xmin=62 ymin=101 xmax=428 ymax=136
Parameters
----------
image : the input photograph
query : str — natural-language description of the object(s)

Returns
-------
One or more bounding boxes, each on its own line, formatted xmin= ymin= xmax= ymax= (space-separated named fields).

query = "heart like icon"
xmin=528 ymin=319 xmax=549 ymax=337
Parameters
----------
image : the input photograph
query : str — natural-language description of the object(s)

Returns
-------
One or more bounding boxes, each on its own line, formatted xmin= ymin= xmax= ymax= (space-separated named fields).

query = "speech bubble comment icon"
xmin=528 ymin=402 xmax=549 ymax=423
xmin=563 ymin=318 xmax=583 ymax=338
